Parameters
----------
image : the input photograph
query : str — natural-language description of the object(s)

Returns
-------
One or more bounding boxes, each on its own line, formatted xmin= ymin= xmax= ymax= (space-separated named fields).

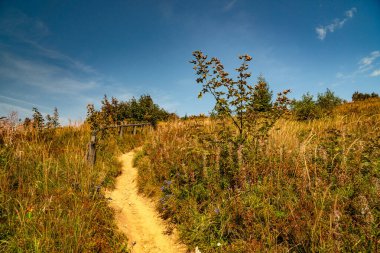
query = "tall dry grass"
xmin=135 ymin=100 xmax=380 ymax=252
xmin=0 ymin=124 xmax=144 ymax=252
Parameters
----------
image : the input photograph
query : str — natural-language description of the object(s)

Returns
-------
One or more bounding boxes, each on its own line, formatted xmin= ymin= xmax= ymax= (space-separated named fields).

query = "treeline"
xmin=352 ymin=91 xmax=379 ymax=101
xmin=86 ymin=94 xmax=173 ymax=130
xmin=292 ymin=90 xmax=379 ymax=120
xmin=23 ymin=107 xmax=60 ymax=130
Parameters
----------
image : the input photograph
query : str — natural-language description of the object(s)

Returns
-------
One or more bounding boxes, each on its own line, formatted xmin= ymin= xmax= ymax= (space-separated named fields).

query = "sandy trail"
xmin=106 ymin=150 xmax=187 ymax=253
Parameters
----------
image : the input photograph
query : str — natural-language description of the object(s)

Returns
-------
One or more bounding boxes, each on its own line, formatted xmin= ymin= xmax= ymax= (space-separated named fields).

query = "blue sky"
xmin=0 ymin=0 xmax=379 ymax=124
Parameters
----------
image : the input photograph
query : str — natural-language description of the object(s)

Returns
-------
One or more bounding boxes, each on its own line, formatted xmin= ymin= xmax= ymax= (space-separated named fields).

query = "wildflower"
xmin=217 ymin=242 xmax=221 ymax=247
xmin=214 ymin=208 xmax=220 ymax=214
xmin=195 ymin=246 xmax=202 ymax=253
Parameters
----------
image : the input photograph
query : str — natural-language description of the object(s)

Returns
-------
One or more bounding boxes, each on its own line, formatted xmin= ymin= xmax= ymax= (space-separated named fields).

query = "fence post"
xmin=87 ymin=130 xmax=97 ymax=166
xmin=119 ymin=126 xmax=124 ymax=137
xmin=133 ymin=125 xmax=137 ymax=135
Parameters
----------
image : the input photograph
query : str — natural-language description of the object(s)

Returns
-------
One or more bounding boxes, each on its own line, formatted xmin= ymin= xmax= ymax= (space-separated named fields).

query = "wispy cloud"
xmin=26 ymin=40 xmax=97 ymax=74
xmin=0 ymin=9 xmax=97 ymax=75
xmin=0 ymin=95 xmax=50 ymax=111
xmin=0 ymin=9 xmax=50 ymax=40
xmin=359 ymin=50 xmax=380 ymax=71
xmin=316 ymin=7 xmax=357 ymax=40
xmin=0 ymin=9 xmax=101 ymax=94
xmin=335 ymin=50 xmax=380 ymax=80
xmin=0 ymin=52 xmax=98 ymax=94
xmin=224 ymin=0 xmax=238 ymax=11
xmin=370 ymin=69 xmax=380 ymax=77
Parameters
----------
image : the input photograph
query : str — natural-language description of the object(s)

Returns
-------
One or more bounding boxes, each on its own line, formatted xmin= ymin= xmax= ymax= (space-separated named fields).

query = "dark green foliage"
xmin=352 ymin=91 xmax=379 ymax=101
xmin=292 ymin=93 xmax=320 ymax=120
xmin=316 ymin=89 xmax=342 ymax=114
xmin=23 ymin=117 xmax=31 ymax=128
xmin=292 ymin=89 xmax=343 ymax=120
xmin=32 ymin=107 xmax=44 ymax=130
xmin=251 ymin=75 xmax=273 ymax=112
xmin=45 ymin=107 xmax=60 ymax=128
xmin=86 ymin=94 xmax=170 ymax=130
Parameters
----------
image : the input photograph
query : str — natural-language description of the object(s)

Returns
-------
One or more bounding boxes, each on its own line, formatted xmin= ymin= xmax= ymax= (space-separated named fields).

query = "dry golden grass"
xmin=0 ymin=125 xmax=144 ymax=252
xmin=136 ymin=100 xmax=380 ymax=252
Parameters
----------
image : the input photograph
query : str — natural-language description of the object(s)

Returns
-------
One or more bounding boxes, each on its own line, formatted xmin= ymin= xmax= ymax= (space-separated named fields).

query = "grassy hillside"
xmin=135 ymin=99 xmax=380 ymax=252
xmin=0 ymin=125 xmax=144 ymax=252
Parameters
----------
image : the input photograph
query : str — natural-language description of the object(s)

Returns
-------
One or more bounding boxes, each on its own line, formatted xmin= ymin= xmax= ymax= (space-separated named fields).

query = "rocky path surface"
xmin=106 ymin=150 xmax=187 ymax=253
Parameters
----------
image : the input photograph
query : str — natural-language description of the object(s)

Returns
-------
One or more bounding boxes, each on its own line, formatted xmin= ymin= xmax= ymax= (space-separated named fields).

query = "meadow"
xmin=1 ymin=96 xmax=379 ymax=252
xmin=135 ymin=98 xmax=380 ymax=252
xmin=0 ymin=124 xmax=145 ymax=252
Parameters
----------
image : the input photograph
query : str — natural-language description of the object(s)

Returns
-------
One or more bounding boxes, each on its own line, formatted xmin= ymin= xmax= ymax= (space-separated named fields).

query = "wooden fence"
xmin=86 ymin=122 xmax=152 ymax=166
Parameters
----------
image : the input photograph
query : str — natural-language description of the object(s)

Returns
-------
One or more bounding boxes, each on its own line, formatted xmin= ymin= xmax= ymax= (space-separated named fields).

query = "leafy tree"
xmin=45 ymin=107 xmax=60 ymax=128
xmin=32 ymin=107 xmax=44 ymax=130
xmin=23 ymin=117 xmax=32 ymax=129
xmin=45 ymin=114 xmax=53 ymax=128
xmin=86 ymin=94 xmax=170 ymax=130
xmin=251 ymin=75 xmax=273 ymax=112
xmin=52 ymin=107 xmax=60 ymax=128
xmin=87 ymin=103 xmax=104 ymax=131
xmin=316 ymin=89 xmax=342 ymax=114
xmin=292 ymin=93 xmax=320 ymax=120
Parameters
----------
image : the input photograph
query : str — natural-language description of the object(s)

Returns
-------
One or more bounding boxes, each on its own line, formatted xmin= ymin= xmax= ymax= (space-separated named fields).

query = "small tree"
xmin=86 ymin=104 xmax=100 ymax=130
xmin=292 ymin=93 xmax=320 ymax=120
xmin=32 ymin=107 xmax=44 ymax=130
xmin=52 ymin=107 xmax=60 ymax=128
xmin=23 ymin=117 xmax=32 ymax=129
xmin=45 ymin=114 xmax=53 ymax=128
xmin=251 ymin=75 xmax=273 ymax=112
xmin=190 ymin=50 xmax=290 ymax=141
xmin=316 ymin=89 xmax=342 ymax=114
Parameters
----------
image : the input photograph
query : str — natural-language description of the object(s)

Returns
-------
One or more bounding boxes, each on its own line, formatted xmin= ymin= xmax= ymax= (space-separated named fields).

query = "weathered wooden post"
xmin=119 ymin=125 xmax=124 ymax=137
xmin=133 ymin=125 xmax=137 ymax=135
xmin=86 ymin=130 xmax=97 ymax=166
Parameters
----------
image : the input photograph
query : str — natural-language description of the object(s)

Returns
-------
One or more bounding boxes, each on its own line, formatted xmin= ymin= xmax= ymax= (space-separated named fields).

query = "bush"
xmin=292 ymin=93 xmax=321 ymax=120
xmin=86 ymin=94 xmax=172 ymax=130
xmin=316 ymin=89 xmax=342 ymax=114
xmin=292 ymin=89 xmax=342 ymax=120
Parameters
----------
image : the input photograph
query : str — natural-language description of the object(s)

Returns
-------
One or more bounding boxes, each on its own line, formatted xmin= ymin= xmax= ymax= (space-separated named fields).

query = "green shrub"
xmin=292 ymin=93 xmax=321 ymax=120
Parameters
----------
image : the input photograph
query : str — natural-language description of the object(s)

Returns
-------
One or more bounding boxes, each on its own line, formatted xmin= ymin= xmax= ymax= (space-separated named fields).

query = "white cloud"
xmin=370 ymin=69 xmax=380 ymax=77
xmin=316 ymin=7 xmax=357 ymax=40
xmin=346 ymin=8 xmax=357 ymax=18
xmin=335 ymin=50 xmax=380 ymax=81
xmin=359 ymin=51 xmax=380 ymax=70
xmin=316 ymin=27 xmax=327 ymax=40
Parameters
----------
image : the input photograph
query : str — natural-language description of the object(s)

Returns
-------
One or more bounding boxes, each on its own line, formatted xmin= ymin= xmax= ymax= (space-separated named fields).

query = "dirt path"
xmin=106 ymin=150 xmax=187 ymax=253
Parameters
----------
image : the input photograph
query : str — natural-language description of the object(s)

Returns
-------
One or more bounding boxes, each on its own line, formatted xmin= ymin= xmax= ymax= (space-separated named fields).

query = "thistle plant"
xmin=190 ymin=50 xmax=290 ymax=142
